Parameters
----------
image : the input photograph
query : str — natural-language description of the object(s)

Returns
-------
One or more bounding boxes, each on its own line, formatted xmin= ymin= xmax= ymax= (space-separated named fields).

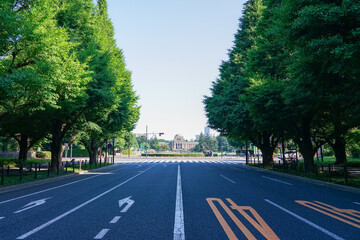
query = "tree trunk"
xmin=18 ymin=134 xmax=29 ymax=162
xmin=259 ymin=136 xmax=275 ymax=167
xmin=88 ymin=139 xmax=98 ymax=165
xmin=50 ymin=122 xmax=65 ymax=171
xmin=333 ymin=136 xmax=346 ymax=165
xmin=297 ymin=121 xmax=315 ymax=173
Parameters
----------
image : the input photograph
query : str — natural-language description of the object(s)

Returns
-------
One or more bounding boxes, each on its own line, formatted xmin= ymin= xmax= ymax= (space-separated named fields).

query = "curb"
xmin=0 ymin=164 xmax=117 ymax=194
xmin=243 ymin=164 xmax=360 ymax=195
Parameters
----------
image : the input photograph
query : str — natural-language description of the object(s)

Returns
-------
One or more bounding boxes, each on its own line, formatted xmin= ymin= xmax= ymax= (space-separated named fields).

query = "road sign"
xmin=107 ymin=143 xmax=113 ymax=148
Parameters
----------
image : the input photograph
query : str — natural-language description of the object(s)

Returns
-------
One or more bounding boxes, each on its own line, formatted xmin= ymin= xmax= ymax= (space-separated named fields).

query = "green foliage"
xmin=36 ymin=151 xmax=51 ymax=159
xmin=204 ymin=0 xmax=360 ymax=171
xmin=64 ymin=149 xmax=89 ymax=157
xmin=121 ymin=149 xmax=133 ymax=155
xmin=193 ymin=133 xmax=218 ymax=152
xmin=159 ymin=144 xmax=171 ymax=151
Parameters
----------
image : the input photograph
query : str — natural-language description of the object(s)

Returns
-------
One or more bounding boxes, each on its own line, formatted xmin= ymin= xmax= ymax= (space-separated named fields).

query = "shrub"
xmin=36 ymin=151 xmax=51 ymax=159
xmin=122 ymin=150 xmax=132 ymax=155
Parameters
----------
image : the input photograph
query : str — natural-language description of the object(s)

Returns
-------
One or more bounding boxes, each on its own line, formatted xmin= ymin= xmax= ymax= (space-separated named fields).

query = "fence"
xmin=249 ymin=158 xmax=353 ymax=186
xmin=1 ymin=159 xmax=113 ymax=187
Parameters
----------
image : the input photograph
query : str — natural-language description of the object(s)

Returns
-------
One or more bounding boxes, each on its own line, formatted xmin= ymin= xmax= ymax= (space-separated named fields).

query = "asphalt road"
xmin=0 ymin=158 xmax=359 ymax=240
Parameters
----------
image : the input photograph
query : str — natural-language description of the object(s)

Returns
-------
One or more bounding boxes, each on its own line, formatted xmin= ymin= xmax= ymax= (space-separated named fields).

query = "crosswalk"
xmin=115 ymin=159 xmax=245 ymax=165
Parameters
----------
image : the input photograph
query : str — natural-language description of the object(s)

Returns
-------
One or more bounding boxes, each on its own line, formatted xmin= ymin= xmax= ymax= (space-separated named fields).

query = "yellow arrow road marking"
xmin=296 ymin=200 xmax=360 ymax=229
xmin=206 ymin=198 xmax=279 ymax=240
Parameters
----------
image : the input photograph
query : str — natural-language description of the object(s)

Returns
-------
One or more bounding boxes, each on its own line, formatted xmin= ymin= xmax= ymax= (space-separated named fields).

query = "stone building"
xmin=171 ymin=134 xmax=198 ymax=151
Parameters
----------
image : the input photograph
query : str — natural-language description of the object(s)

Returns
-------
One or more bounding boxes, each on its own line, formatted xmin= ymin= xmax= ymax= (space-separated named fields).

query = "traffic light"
xmin=159 ymin=133 xmax=164 ymax=136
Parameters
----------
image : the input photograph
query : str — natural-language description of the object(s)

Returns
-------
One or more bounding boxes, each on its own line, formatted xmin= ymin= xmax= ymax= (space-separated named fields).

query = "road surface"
xmin=0 ymin=158 xmax=359 ymax=239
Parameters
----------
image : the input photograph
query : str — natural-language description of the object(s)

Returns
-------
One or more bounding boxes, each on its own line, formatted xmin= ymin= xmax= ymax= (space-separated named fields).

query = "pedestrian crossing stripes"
xmin=115 ymin=159 xmax=245 ymax=165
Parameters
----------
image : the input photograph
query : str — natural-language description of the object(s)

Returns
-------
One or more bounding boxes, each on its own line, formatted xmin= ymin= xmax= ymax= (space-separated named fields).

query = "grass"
xmin=0 ymin=162 xmax=113 ymax=188
xmin=314 ymin=156 xmax=360 ymax=166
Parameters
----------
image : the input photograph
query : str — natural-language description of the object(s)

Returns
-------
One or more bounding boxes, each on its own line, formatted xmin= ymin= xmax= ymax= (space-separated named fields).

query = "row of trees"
xmin=205 ymin=0 xmax=360 ymax=172
xmin=0 ymin=0 xmax=139 ymax=170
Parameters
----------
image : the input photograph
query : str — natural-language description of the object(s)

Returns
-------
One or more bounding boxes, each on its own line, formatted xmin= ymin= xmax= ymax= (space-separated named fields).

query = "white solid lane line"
xmin=109 ymin=216 xmax=121 ymax=224
xmin=353 ymin=202 xmax=360 ymax=206
xmin=220 ymin=174 xmax=236 ymax=184
xmin=265 ymin=199 xmax=344 ymax=240
xmin=0 ymin=165 xmax=125 ymax=205
xmin=0 ymin=217 xmax=4 ymax=220
xmin=16 ymin=166 xmax=153 ymax=239
xmin=94 ymin=229 xmax=110 ymax=239
xmin=262 ymin=176 xmax=293 ymax=186
xmin=173 ymin=165 xmax=185 ymax=240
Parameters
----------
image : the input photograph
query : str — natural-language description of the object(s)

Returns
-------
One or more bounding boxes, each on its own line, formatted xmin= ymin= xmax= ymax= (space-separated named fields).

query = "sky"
xmin=107 ymin=0 xmax=247 ymax=140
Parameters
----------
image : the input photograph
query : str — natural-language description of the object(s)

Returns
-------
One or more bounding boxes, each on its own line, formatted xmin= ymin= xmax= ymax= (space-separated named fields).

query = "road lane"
xmin=0 ymin=159 xmax=359 ymax=239
xmin=0 ymin=164 xmax=154 ymax=239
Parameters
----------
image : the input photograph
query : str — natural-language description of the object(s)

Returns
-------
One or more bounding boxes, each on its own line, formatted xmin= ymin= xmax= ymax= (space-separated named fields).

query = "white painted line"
xmin=354 ymin=202 xmax=360 ymax=206
xmin=220 ymin=174 xmax=236 ymax=184
xmin=94 ymin=229 xmax=110 ymax=239
xmin=16 ymin=166 xmax=153 ymax=239
xmin=109 ymin=216 xmax=121 ymax=224
xmin=262 ymin=176 xmax=293 ymax=186
xmin=265 ymin=199 xmax=344 ymax=240
xmin=0 ymin=166 xmax=124 ymax=205
xmin=173 ymin=165 xmax=185 ymax=240
xmin=0 ymin=217 xmax=4 ymax=220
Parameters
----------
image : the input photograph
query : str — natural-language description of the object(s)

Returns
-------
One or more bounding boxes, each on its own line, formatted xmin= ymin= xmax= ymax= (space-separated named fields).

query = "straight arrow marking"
xmin=118 ymin=196 xmax=135 ymax=213
xmin=14 ymin=197 xmax=52 ymax=214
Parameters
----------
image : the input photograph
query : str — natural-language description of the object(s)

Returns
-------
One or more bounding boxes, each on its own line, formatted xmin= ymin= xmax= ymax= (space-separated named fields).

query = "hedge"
xmin=63 ymin=149 xmax=89 ymax=157
xmin=141 ymin=153 xmax=204 ymax=157
xmin=0 ymin=158 xmax=50 ymax=166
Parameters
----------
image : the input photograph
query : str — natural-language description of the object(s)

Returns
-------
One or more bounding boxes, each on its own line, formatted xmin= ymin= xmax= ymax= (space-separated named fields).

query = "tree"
xmin=205 ymin=0 xmax=279 ymax=166
xmin=194 ymin=133 xmax=218 ymax=152
xmin=278 ymin=0 xmax=360 ymax=167
xmin=0 ymin=0 xmax=88 ymax=163
xmin=150 ymin=137 xmax=160 ymax=151
xmin=78 ymin=0 xmax=139 ymax=164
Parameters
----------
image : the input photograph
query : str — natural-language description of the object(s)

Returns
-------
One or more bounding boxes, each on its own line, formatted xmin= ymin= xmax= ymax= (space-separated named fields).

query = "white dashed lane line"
xmin=262 ymin=176 xmax=293 ymax=186
xmin=220 ymin=174 xmax=236 ymax=184
xmin=94 ymin=229 xmax=110 ymax=239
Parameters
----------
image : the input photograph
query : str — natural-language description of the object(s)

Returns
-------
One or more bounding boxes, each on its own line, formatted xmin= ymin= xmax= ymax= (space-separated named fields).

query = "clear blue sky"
xmin=107 ymin=0 xmax=247 ymax=140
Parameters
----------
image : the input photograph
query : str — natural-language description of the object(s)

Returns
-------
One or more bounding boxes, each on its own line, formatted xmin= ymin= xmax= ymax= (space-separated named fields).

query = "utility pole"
xmin=112 ymin=138 xmax=115 ymax=164
xmin=245 ymin=142 xmax=249 ymax=165
xmin=220 ymin=137 xmax=223 ymax=158
xmin=145 ymin=125 xmax=148 ymax=159
xmin=128 ymin=132 xmax=131 ymax=158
